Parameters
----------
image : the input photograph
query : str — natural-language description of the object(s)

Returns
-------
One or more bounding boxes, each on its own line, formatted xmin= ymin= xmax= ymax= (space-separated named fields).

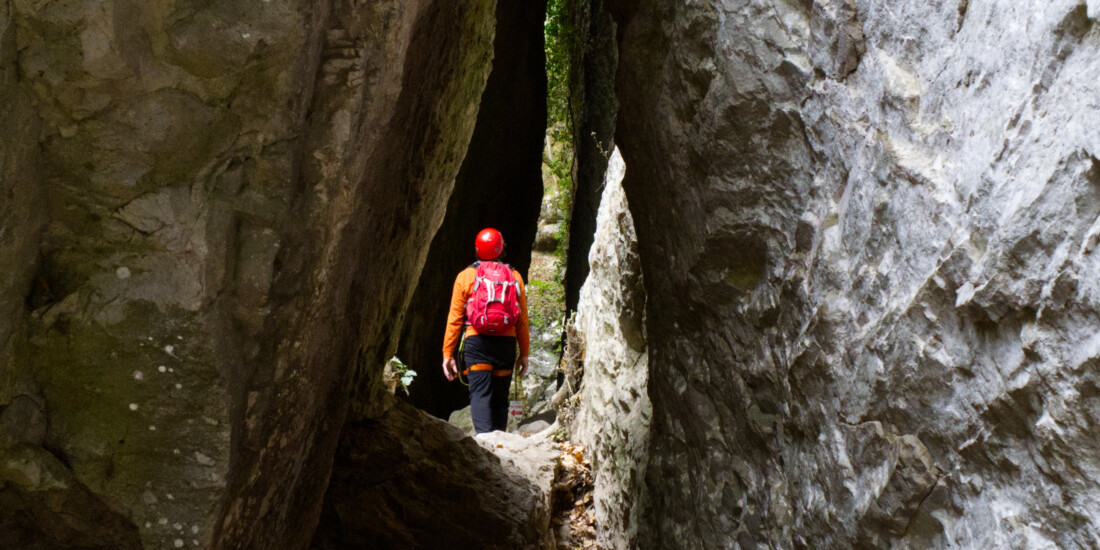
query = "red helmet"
xmin=475 ymin=228 xmax=504 ymax=260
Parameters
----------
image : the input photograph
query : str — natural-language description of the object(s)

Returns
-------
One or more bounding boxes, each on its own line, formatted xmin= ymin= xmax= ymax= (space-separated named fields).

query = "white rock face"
xmin=474 ymin=429 xmax=560 ymax=509
xmin=565 ymin=148 xmax=650 ymax=550
xmin=609 ymin=0 xmax=1100 ymax=547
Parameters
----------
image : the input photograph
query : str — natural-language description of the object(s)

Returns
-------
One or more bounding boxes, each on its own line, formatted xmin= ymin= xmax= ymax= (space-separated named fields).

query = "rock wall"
xmin=0 ymin=0 xmax=496 ymax=548
xmin=561 ymin=147 xmax=650 ymax=550
xmin=563 ymin=0 xmax=619 ymax=313
xmin=0 ymin=0 xmax=44 ymax=402
xmin=609 ymin=0 xmax=1100 ymax=547
xmin=396 ymin=0 xmax=547 ymax=420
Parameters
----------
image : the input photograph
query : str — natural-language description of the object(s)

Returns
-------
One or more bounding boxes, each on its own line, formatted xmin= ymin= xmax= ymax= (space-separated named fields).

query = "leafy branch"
xmin=389 ymin=356 xmax=417 ymax=396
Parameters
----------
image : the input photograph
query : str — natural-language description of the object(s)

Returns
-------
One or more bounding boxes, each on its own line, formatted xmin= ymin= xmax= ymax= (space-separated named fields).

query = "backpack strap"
xmin=464 ymin=263 xmax=481 ymax=326
xmin=503 ymin=264 xmax=521 ymax=296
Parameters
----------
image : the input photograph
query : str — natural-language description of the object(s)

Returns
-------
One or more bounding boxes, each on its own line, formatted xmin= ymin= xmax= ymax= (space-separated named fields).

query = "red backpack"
xmin=466 ymin=261 xmax=521 ymax=334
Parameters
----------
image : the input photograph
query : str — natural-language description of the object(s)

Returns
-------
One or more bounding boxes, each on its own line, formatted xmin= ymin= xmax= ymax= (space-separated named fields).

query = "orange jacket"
xmin=442 ymin=265 xmax=530 ymax=360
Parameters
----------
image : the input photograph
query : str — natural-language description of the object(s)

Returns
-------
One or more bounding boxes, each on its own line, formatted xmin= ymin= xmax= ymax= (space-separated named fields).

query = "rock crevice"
xmin=396 ymin=0 xmax=548 ymax=420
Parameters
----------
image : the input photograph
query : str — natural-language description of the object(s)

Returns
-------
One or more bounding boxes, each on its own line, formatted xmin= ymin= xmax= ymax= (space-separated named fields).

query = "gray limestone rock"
xmin=533 ymin=222 xmax=562 ymax=252
xmin=607 ymin=0 xmax=1100 ymax=547
xmin=559 ymin=147 xmax=650 ymax=550
xmin=519 ymin=419 xmax=553 ymax=435
xmin=473 ymin=429 xmax=560 ymax=514
xmin=449 ymin=404 xmax=477 ymax=435
xmin=448 ymin=404 xmax=520 ymax=436
xmin=810 ymin=0 xmax=866 ymax=80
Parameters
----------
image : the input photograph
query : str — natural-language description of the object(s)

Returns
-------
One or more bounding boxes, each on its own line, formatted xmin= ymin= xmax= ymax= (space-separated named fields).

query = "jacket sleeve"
xmin=515 ymin=270 xmax=530 ymax=357
xmin=442 ymin=270 xmax=469 ymax=360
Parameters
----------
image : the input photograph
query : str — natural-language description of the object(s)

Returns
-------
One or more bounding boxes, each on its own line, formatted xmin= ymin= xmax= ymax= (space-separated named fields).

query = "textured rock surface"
xmin=609 ymin=0 xmax=1100 ymax=547
xmin=312 ymin=397 xmax=553 ymax=550
xmin=0 ymin=0 xmax=496 ymax=547
xmin=447 ymin=404 xmax=520 ymax=435
xmin=522 ymin=331 xmax=565 ymax=418
xmin=473 ymin=429 xmax=560 ymax=512
xmin=397 ymin=0 xmax=547 ymax=420
xmin=559 ymin=148 xmax=649 ymax=550
xmin=0 ymin=0 xmax=43 ymax=398
xmin=520 ymin=249 xmax=568 ymax=419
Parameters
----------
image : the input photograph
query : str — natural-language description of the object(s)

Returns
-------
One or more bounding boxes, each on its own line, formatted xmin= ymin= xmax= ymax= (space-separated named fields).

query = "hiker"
xmin=442 ymin=228 xmax=530 ymax=434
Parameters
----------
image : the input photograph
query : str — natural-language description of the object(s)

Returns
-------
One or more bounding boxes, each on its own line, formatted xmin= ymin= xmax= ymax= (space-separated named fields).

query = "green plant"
xmin=549 ymin=425 xmax=569 ymax=443
xmin=544 ymin=0 xmax=575 ymax=143
xmin=547 ymin=143 xmax=574 ymax=268
xmin=390 ymin=356 xmax=417 ymax=396
xmin=545 ymin=0 xmax=577 ymax=267
xmin=528 ymin=280 xmax=564 ymax=329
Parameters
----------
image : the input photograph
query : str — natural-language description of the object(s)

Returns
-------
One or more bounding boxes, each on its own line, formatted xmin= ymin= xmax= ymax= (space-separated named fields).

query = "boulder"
xmin=313 ymin=398 xmax=552 ymax=550
xmin=448 ymin=405 xmax=520 ymax=436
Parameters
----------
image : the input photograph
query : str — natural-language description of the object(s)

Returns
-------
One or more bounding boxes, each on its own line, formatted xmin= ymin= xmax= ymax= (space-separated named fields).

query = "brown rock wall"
xmin=0 ymin=0 xmax=44 ymax=403
xmin=0 ymin=0 xmax=497 ymax=547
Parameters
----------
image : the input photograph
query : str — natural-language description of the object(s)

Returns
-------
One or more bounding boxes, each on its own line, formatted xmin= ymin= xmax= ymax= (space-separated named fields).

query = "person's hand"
xmin=442 ymin=357 xmax=458 ymax=381
xmin=515 ymin=355 xmax=529 ymax=377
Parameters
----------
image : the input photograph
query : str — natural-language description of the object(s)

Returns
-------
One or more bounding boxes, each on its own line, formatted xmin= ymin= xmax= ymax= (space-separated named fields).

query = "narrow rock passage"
xmin=7 ymin=0 xmax=1100 ymax=547
xmin=310 ymin=0 xmax=608 ymax=546
xmin=394 ymin=0 xmax=548 ymax=420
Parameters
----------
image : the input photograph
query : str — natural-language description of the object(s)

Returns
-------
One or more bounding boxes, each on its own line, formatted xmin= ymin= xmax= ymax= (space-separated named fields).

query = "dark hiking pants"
xmin=462 ymin=334 xmax=516 ymax=433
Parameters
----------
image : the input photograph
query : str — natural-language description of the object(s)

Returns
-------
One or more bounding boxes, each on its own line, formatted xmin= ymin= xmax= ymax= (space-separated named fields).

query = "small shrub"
xmin=389 ymin=356 xmax=417 ymax=396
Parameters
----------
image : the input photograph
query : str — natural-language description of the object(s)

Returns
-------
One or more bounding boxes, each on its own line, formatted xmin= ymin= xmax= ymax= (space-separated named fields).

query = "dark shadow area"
xmin=563 ymin=0 xmax=619 ymax=314
xmin=0 ymin=472 xmax=143 ymax=550
xmin=311 ymin=398 xmax=546 ymax=550
xmin=397 ymin=0 xmax=548 ymax=419
xmin=219 ymin=1 xmax=499 ymax=546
